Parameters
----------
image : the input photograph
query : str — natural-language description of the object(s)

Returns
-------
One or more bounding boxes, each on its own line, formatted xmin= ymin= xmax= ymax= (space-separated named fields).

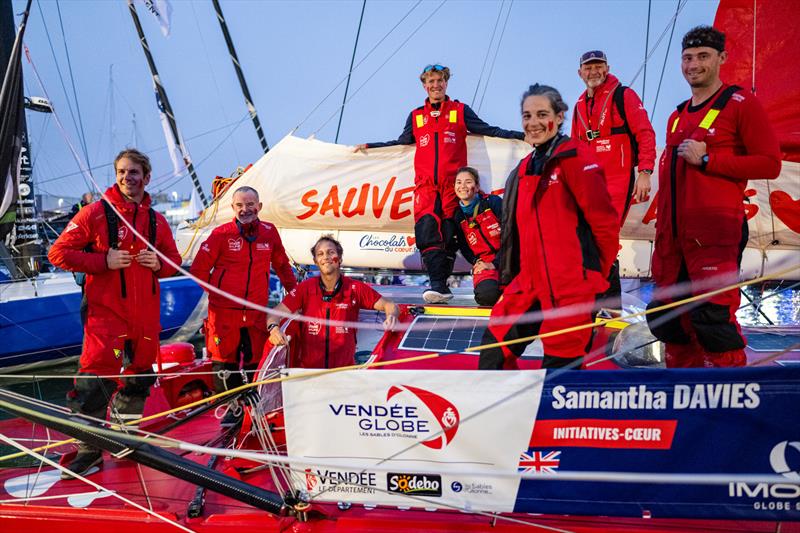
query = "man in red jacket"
xmin=190 ymin=186 xmax=296 ymax=423
xmin=267 ymin=236 xmax=398 ymax=369
xmin=572 ymin=50 xmax=657 ymax=309
xmin=646 ymin=26 xmax=781 ymax=368
xmin=355 ymin=64 xmax=523 ymax=304
xmin=49 ymin=149 xmax=182 ymax=478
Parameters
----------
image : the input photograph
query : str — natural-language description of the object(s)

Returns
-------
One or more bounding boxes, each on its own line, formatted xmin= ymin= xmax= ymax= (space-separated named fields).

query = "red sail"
xmin=714 ymin=0 xmax=800 ymax=162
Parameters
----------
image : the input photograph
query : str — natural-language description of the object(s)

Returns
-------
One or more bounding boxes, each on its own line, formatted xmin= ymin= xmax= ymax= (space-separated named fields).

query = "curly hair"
xmin=682 ymin=25 xmax=725 ymax=52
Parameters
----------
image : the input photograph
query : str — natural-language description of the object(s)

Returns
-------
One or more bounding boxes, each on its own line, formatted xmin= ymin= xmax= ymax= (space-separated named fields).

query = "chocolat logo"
xmin=386 ymin=385 xmax=460 ymax=449
xmin=387 ymin=473 xmax=442 ymax=497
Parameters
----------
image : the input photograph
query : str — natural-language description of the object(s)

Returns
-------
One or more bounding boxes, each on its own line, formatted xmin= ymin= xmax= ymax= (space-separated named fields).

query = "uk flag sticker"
xmin=518 ymin=449 xmax=560 ymax=474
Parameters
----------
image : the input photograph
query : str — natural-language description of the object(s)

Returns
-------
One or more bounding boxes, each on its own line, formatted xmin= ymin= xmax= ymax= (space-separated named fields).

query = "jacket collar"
xmin=104 ymin=184 xmax=151 ymax=213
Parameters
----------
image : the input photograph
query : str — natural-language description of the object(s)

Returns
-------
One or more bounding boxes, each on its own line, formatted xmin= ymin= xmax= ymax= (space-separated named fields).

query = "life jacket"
xmin=662 ymin=85 xmax=743 ymax=239
xmin=459 ymin=194 xmax=501 ymax=261
xmin=410 ymin=97 xmax=467 ymax=184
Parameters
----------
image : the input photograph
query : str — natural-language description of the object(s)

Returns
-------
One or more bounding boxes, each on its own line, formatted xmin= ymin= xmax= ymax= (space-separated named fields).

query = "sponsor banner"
xmin=530 ymin=418 xmax=677 ymax=449
xmin=516 ymin=367 xmax=800 ymax=520
xmin=283 ymin=369 xmax=546 ymax=511
xmin=178 ymin=135 xmax=799 ymax=256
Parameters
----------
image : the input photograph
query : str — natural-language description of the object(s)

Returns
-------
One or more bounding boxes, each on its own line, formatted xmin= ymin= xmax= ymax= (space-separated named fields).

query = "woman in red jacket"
xmin=479 ymin=84 xmax=619 ymax=370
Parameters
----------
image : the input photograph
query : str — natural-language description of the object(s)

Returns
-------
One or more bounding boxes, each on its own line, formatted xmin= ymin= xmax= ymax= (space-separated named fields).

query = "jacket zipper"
xmin=669 ymin=146 xmax=679 ymax=238
xmin=324 ymin=308 xmax=330 ymax=368
xmin=533 ymin=195 xmax=557 ymax=307
xmin=243 ymin=240 xmax=254 ymax=320
xmin=433 ymin=110 xmax=439 ymax=185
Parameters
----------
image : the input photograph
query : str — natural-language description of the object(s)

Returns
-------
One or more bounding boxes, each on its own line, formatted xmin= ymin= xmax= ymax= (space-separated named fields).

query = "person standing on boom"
xmin=355 ymin=64 xmax=523 ymax=304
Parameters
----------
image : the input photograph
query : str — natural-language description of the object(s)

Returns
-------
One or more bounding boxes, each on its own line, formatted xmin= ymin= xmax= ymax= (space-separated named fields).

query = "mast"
xmin=211 ymin=0 xmax=268 ymax=154
xmin=0 ymin=0 xmax=44 ymax=278
xmin=126 ymin=0 xmax=209 ymax=206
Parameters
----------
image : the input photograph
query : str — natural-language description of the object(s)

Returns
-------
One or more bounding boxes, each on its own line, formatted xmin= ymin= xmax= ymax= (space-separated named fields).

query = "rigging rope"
xmin=470 ymin=0 xmax=504 ymax=108
xmin=0 ymin=433 xmax=195 ymax=532
xmin=293 ymin=0 xmax=423 ymax=133
xmin=649 ymin=0 xmax=683 ymax=119
xmin=54 ymin=0 xmax=91 ymax=175
xmin=627 ymin=0 xmax=687 ymax=89
xmin=334 ymin=0 xmax=367 ymax=144
xmin=312 ymin=1 xmax=449 ymax=136
xmin=642 ymin=0 xmax=652 ymax=101
xmin=35 ymin=116 xmax=251 ymax=186
xmin=190 ymin=0 xmax=243 ymax=164
xmin=4 ymin=260 xmax=797 ymax=466
xmin=476 ymin=0 xmax=514 ymax=114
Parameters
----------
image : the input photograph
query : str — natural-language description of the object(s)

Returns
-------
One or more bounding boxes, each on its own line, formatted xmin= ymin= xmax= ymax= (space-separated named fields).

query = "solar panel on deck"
xmin=399 ymin=315 xmax=488 ymax=354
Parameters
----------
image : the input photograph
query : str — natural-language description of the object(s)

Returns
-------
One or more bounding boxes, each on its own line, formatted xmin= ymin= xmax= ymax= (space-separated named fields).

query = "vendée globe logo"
xmin=328 ymin=384 xmax=461 ymax=449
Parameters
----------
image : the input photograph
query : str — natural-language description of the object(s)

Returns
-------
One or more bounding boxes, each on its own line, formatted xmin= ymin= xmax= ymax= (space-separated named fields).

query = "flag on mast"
xmin=138 ymin=0 xmax=172 ymax=37
xmin=154 ymin=86 xmax=188 ymax=179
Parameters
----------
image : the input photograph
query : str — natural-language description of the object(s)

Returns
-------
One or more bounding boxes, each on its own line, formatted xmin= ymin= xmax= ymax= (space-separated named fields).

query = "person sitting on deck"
xmin=452 ymin=166 xmax=503 ymax=307
xmin=267 ymin=235 xmax=399 ymax=369
xmin=354 ymin=64 xmax=523 ymax=304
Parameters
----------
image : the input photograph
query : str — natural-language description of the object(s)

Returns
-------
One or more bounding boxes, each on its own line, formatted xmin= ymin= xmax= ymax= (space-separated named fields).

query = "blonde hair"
xmin=419 ymin=64 xmax=451 ymax=83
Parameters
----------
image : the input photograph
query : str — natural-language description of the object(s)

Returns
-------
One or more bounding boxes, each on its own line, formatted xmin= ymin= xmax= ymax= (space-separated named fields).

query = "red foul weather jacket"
xmin=190 ymin=219 xmax=297 ymax=310
xmin=572 ymin=73 xmax=656 ymax=223
xmin=48 ymin=185 xmax=181 ymax=333
xmin=501 ymin=137 xmax=619 ymax=301
xmin=454 ymin=193 xmax=502 ymax=265
xmin=654 ymin=84 xmax=781 ymax=281
xmin=280 ymin=275 xmax=382 ymax=369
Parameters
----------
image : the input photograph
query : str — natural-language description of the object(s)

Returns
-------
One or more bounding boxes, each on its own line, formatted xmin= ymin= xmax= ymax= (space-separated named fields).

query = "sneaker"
xmin=61 ymin=448 xmax=102 ymax=480
xmin=423 ymin=287 xmax=454 ymax=304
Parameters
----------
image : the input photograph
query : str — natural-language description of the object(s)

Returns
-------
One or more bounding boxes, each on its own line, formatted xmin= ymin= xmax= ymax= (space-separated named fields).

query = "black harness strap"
xmin=676 ymin=84 xmax=741 ymax=115
xmin=101 ymin=200 xmax=158 ymax=299
xmin=610 ymin=85 xmax=640 ymax=166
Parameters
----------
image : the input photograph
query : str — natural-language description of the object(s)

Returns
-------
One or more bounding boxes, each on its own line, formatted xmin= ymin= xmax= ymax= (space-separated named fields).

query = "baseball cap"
xmin=580 ymin=50 xmax=607 ymax=65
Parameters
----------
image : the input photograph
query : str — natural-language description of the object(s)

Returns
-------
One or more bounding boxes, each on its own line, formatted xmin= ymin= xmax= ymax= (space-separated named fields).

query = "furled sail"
xmin=177 ymin=134 xmax=798 ymax=279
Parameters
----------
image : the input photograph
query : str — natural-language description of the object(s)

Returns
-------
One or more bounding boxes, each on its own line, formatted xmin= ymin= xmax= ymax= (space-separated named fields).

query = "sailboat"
xmin=0 ymin=0 xmax=798 ymax=530
xmin=0 ymin=0 xmax=205 ymax=370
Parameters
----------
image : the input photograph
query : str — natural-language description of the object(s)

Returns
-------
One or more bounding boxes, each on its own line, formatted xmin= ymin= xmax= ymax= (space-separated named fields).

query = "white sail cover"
xmin=177 ymin=134 xmax=799 ymax=278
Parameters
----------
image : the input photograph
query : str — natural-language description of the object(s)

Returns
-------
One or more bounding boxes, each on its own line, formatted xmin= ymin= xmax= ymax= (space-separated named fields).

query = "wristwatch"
xmin=641 ymin=169 xmax=653 ymax=175
xmin=700 ymin=154 xmax=710 ymax=171
xmin=267 ymin=323 xmax=279 ymax=332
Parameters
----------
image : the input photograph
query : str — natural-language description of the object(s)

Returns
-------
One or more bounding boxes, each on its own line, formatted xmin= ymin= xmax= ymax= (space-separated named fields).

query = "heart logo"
xmin=769 ymin=190 xmax=800 ymax=234
xmin=68 ymin=490 xmax=112 ymax=508
xmin=4 ymin=470 xmax=61 ymax=498
xmin=407 ymin=235 xmax=416 ymax=247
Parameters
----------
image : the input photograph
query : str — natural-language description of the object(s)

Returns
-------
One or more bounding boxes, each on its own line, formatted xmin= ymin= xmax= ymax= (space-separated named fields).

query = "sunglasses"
xmin=422 ymin=64 xmax=445 ymax=74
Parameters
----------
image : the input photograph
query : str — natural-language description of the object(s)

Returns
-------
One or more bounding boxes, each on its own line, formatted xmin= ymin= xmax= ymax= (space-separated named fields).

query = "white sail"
xmin=176 ymin=134 xmax=800 ymax=279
